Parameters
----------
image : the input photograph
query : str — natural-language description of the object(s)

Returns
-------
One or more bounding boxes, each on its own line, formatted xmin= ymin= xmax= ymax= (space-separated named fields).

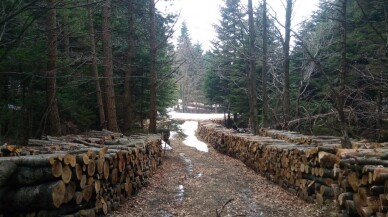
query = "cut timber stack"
xmin=335 ymin=149 xmax=388 ymax=217
xmin=0 ymin=130 xmax=162 ymax=217
xmin=197 ymin=121 xmax=388 ymax=217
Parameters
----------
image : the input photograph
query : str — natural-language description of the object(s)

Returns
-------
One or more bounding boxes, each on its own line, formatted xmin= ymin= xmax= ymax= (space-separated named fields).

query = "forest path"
xmin=110 ymin=125 xmax=324 ymax=217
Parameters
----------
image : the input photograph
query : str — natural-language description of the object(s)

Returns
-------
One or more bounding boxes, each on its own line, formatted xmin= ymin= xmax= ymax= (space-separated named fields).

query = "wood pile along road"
xmin=197 ymin=121 xmax=388 ymax=217
xmin=0 ymin=130 xmax=162 ymax=217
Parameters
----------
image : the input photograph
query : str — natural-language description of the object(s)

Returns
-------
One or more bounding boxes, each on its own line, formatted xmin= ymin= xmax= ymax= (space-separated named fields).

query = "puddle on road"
xmin=176 ymin=184 xmax=185 ymax=202
xmin=157 ymin=185 xmax=186 ymax=215
xmin=180 ymin=121 xmax=209 ymax=152
xmin=158 ymin=209 xmax=173 ymax=217
xmin=241 ymin=188 xmax=265 ymax=217
xmin=195 ymin=173 xmax=202 ymax=178
xmin=179 ymin=153 xmax=193 ymax=173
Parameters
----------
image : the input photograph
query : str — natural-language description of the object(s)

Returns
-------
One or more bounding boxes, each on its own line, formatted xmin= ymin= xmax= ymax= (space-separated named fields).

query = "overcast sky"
xmin=156 ymin=0 xmax=319 ymax=51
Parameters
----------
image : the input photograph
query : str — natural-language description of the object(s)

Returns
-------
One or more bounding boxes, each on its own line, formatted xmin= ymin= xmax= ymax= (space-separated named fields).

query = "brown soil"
xmin=110 ymin=134 xmax=331 ymax=217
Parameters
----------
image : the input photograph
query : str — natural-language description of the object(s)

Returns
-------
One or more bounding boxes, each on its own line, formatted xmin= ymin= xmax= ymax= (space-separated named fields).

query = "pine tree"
xmin=176 ymin=22 xmax=206 ymax=112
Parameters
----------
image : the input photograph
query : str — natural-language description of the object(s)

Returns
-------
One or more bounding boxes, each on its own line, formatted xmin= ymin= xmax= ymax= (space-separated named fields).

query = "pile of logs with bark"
xmin=197 ymin=121 xmax=388 ymax=217
xmin=0 ymin=130 xmax=162 ymax=217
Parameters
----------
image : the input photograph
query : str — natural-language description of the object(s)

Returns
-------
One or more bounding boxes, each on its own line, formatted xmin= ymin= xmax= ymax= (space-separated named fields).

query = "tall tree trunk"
xmin=61 ymin=2 xmax=70 ymax=59
xmin=338 ymin=0 xmax=350 ymax=148
xmin=262 ymin=0 xmax=269 ymax=127
xmin=283 ymin=0 xmax=292 ymax=124
xmin=24 ymin=79 xmax=34 ymax=141
xmin=148 ymin=0 xmax=157 ymax=134
xmin=87 ymin=0 xmax=106 ymax=129
xmin=377 ymin=91 xmax=382 ymax=129
xmin=248 ymin=0 xmax=258 ymax=134
xmin=22 ymin=79 xmax=28 ymax=142
xmin=46 ymin=0 xmax=62 ymax=136
xmin=123 ymin=0 xmax=134 ymax=132
xmin=102 ymin=0 xmax=119 ymax=132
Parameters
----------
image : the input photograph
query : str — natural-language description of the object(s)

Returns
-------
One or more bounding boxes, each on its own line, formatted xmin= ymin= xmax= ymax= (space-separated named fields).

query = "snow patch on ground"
xmin=169 ymin=111 xmax=223 ymax=121
xmin=180 ymin=121 xmax=208 ymax=152
xmin=166 ymin=111 xmax=220 ymax=152
xmin=161 ymin=140 xmax=172 ymax=150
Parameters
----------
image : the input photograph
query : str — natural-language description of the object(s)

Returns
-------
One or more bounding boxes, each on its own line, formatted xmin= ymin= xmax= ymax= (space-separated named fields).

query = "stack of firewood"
xmin=197 ymin=121 xmax=388 ymax=217
xmin=209 ymin=119 xmax=224 ymax=126
xmin=335 ymin=149 xmax=388 ymax=217
xmin=0 ymin=131 xmax=162 ymax=217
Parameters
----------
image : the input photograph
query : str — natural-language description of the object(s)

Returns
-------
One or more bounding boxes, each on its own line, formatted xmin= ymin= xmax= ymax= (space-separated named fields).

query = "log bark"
xmin=0 ymin=161 xmax=17 ymax=187
xmin=345 ymin=200 xmax=358 ymax=216
xmin=36 ymin=202 xmax=93 ymax=217
xmin=0 ymin=154 xmax=59 ymax=166
xmin=9 ymin=166 xmax=57 ymax=186
xmin=338 ymin=192 xmax=353 ymax=207
xmin=2 ymin=180 xmax=66 ymax=211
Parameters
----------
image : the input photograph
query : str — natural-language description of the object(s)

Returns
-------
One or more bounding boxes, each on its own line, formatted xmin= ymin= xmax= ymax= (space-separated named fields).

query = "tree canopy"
xmin=0 ymin=0 xmax=178 ymax=141
xmin=1 ymin=0 xmax=387 ymax=143
xmin=203 ymin=0 xmax=387 ymax=141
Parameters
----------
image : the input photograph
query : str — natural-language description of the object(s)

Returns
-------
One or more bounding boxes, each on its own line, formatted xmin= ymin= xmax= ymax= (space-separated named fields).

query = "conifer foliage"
xmin=0 ymin=0 xmax=177 ymax=140
xmin=203 ymin=0 xmax=387 ymax=141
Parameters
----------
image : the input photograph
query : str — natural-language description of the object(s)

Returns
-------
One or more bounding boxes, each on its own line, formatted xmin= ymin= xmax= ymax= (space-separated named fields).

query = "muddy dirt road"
xmin=110 ymin=128 xmax=327 ymax=217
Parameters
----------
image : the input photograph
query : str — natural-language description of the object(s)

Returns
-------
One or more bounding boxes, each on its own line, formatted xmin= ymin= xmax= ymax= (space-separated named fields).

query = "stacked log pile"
xmin=0 ymin=130 xmax=162 ymax=217
xmin=197 ymin=121 xmax=388 ymax=217
xmin=335 ymin=149 xmax=388 ymax=217
xmin=209 ymin=119 xmax=224 ymax=126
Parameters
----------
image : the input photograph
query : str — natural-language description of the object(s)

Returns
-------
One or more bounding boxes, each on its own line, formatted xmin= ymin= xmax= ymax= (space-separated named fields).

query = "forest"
xmin=1 ymin=0 xmax=387 ymax=144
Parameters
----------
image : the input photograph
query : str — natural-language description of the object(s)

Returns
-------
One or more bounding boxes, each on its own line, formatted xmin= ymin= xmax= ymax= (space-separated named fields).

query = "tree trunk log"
xmin=0 ymin=161 xmax=17 ymax=187
xmin=2 ymin=180 xmax=66 ymax=211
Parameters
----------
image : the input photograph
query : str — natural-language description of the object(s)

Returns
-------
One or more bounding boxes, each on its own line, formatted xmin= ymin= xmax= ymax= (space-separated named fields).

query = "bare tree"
xmin=102 ymin=0 xmax=120 ymax=132
xmin=46 ymin=0 xmax=62 ymax=136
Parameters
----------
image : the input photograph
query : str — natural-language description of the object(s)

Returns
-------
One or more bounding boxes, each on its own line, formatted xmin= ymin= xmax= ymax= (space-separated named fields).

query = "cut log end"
xmin=52 ymin=180 xmax=66 ymax=208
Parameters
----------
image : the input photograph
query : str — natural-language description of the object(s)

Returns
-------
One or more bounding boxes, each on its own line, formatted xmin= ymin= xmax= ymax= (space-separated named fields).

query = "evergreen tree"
xmin=211 ymin=0 xmax=249 ymax=125
xmin=291 ymin=0 xmax=388 ymax=140
xmin=176 ymin=22 xmax=206 ymax=112
xmin=0 ymin=0 xmax=178 ymax=141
